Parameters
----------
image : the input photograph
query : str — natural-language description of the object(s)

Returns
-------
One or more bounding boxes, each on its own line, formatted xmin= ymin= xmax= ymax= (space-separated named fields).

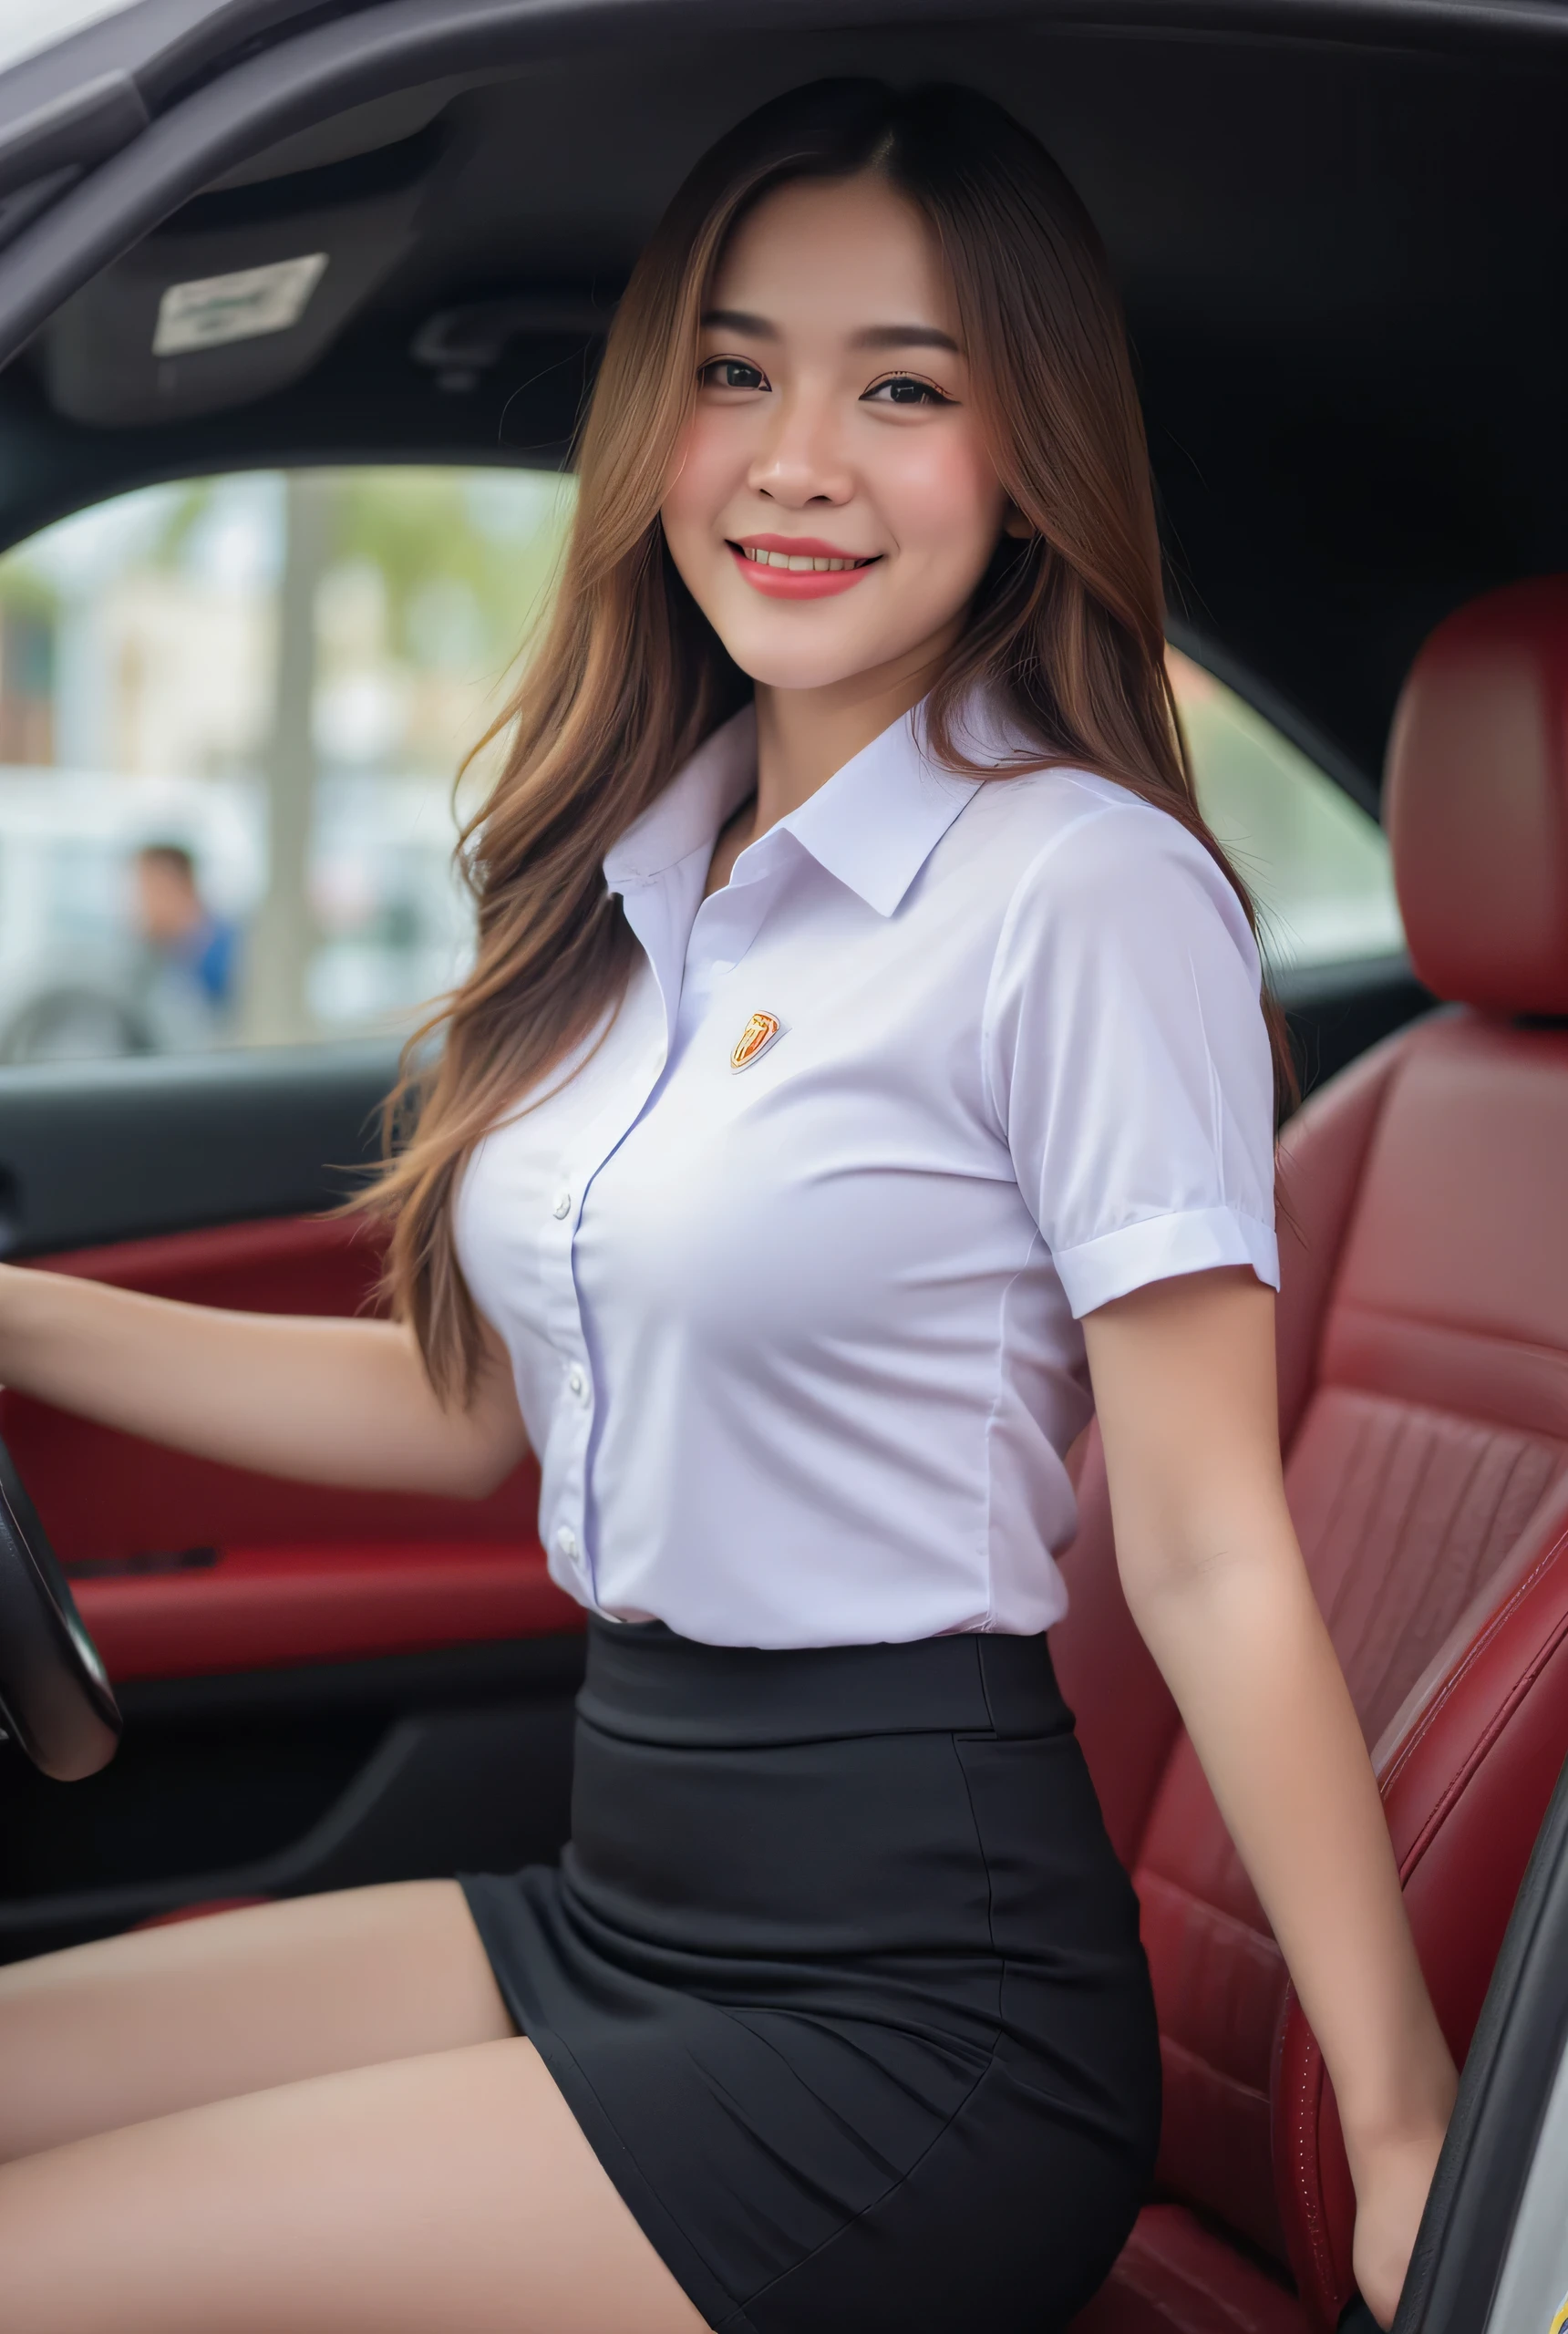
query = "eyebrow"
xmin=700 ymin=308 xmax=961 ymax=355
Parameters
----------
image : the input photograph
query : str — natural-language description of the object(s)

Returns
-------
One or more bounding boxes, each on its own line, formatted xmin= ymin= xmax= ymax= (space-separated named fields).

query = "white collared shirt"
xmin=455 ymin=696 xmax=1279 ymax=1648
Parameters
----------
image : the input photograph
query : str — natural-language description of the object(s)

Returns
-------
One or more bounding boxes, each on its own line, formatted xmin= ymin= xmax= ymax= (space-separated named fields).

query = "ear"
xmin=1000 ymin=501 xmax=1036 ymax=541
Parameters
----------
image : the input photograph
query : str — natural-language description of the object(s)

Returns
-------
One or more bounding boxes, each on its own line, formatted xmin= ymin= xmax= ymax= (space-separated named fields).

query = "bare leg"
xmin=0 ymin=1881 xmax=512 ymax=2160
xmin=0 ymin=2035 xmax=711 ymax=2332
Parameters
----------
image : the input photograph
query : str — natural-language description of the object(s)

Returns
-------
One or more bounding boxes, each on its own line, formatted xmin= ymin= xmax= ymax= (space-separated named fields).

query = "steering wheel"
xmin=0 ymin=1432 xmax=121 ymax=1780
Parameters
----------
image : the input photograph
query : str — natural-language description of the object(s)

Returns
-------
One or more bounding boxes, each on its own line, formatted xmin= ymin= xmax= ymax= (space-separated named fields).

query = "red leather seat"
xmin=1063 ymin=576 xmax=1568 ymax=2332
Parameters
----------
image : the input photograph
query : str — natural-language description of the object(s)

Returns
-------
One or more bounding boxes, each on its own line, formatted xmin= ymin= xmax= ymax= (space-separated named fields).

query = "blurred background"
xmin=0 ymin=463 xmax=1401 ymax=1064
xmin=0 ymin=465 xmax=570 ymax=1061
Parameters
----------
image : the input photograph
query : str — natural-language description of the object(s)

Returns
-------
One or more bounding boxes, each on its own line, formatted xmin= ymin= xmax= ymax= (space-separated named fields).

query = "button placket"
xmin=677 ymin=866 xmax=779 ymax=1051
xmin=542 ymin=929 xmax=678 ymax=1604
xmin=544 ymin=845 xmax=777 ymax=1602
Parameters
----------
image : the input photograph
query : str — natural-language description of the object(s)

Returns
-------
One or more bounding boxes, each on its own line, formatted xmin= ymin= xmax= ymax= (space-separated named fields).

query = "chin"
xmin=707 ymin=609 xmax=901 ymax=693
xmin=729 ymin=646 xmax=881 ymax=690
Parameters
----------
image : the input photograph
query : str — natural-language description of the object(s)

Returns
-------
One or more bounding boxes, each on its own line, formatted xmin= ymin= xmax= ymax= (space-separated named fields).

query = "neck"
xmin=749 ymin=625 xmax=960 ymax=836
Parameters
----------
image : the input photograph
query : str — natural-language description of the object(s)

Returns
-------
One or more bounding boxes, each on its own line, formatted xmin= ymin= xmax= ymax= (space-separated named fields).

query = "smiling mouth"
xmin=727 ymin=541 xmax=882 ymax=600
xmin=730 ymin=542 xmax=881 ymax=573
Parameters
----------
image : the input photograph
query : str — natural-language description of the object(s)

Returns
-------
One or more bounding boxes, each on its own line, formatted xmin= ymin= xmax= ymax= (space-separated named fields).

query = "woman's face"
xmin=660 ymin=171 xmax=1012 ymax=695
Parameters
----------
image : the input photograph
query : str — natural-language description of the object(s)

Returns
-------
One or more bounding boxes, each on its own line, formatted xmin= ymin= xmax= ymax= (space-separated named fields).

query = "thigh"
xmin=0 ymin=2035 xmax=710 ymax=2334
xmin=0 ymin=1881 xmax=513 ymax=2162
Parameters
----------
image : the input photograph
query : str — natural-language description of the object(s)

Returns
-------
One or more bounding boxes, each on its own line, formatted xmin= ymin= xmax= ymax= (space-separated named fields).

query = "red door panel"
xmin=72 ymin=1542 xmax=580 ymax=1682
xmin=0 ymin=1216 xmax=582 ymax=1679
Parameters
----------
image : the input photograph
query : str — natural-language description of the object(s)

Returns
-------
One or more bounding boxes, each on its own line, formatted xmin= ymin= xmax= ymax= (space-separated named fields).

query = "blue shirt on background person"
xmin=133 ymin=841 xmax=239 ymax=1044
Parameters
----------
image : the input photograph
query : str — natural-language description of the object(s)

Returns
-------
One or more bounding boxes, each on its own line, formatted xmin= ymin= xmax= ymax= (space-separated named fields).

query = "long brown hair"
xmin=358 ymin=77 xmax=1292 ymax=1399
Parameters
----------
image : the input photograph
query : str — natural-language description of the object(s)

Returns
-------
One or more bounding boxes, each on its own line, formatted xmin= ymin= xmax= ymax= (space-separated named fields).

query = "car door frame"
xmin=1395 ymin=1750 xmax=1568 ymax=2333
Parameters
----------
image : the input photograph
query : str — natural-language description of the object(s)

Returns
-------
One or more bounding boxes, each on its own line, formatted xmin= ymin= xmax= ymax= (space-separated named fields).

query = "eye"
xmin=698 ymin=357 xmax=769 ymax=392
xmin=862 ymin=374 xmax=955 ymax=408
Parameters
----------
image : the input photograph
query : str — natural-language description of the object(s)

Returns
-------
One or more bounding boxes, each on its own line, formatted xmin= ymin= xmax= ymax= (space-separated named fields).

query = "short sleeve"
xmin=983 ymin=794 xmax=1279 ymax=1318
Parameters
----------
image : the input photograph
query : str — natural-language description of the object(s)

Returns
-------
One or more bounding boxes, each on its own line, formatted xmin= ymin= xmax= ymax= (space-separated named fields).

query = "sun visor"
xmin=34 ymin=137 xmax=438 ymax=429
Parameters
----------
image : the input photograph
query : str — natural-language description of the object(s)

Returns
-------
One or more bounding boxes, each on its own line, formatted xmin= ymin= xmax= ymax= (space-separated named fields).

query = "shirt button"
xmin=566 ymin=1364 xmax=588 ymax=1400
xmin=551 ymin=1188 xmax=572 ymax=1220
xmin=555 ymin=1524 xmax=580 ymax=1562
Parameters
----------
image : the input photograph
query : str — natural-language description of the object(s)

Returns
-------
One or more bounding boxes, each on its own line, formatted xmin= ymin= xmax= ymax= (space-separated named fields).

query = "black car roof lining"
xmin=0 ymin=70 xmax=150 ymax=204
xmin=8 ymin=0 xmax=1568 ymax=337
xmin=0 ymin=0 xmax=1564 ymax=795
xmin=201 ymin=75 xmax=473 ymax=189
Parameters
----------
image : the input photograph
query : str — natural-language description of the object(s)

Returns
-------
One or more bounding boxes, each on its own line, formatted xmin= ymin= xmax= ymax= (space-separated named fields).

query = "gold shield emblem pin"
xmin=730 ymin=1011 xmax=785 ymax=1071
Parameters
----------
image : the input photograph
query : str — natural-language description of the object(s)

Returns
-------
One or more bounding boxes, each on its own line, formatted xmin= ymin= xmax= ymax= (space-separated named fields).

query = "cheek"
xmin=880 ymin=428 xmax=1005 ymax=567
xmin=662 ymin=413 xmax=741 ymax=553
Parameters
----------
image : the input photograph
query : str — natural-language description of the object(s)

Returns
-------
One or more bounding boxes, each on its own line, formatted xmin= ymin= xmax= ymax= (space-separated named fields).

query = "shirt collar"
xmin=602 ymin=703 xmax=758 ymax=893
xmin=764 ymin=698 xmax=986 ymax=917
xmin=603 ymin=687 xmax=1034 ymax=918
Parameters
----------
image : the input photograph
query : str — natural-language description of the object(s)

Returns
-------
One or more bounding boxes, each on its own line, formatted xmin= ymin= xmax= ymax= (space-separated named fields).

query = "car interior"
xmin=0 ymin=3 xmax=1565 ymax=2329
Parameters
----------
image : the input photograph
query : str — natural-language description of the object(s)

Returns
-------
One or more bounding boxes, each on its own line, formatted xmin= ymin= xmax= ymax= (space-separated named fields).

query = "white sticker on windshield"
xmin=151 ymin=254 xmax=328 ymax=356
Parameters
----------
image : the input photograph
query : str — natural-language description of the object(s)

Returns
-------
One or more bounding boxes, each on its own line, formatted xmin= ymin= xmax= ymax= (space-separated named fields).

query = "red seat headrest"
xmin=1386 ymin=574 xmax=1568 ymax=1016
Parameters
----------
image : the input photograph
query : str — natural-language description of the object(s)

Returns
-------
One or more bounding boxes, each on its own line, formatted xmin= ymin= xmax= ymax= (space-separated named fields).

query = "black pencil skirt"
xmin=461 ymin=1618 xmax=1161 ymax=2334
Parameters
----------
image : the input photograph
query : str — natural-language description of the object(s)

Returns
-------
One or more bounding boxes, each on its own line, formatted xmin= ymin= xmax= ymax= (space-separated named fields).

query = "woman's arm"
xmin=1081 ymin=1265 xmax=1456 ymax=2330
xmin=0 ymin=1261 xmax=529 ymax=1501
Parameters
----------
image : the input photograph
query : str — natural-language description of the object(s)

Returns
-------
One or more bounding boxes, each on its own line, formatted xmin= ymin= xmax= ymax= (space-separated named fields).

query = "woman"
xmin=0 ymin=78 xmax=1453 ymax=2334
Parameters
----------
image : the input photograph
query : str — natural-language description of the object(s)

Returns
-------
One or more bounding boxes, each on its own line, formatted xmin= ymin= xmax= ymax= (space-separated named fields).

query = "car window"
xmin=0 ymin=480 xmax=1398 ymax=1069
xmin=1169 ymin=649 xmax=1404 ymax=974
xmin=0 ymin=0 xmax=143 ymax=77
xmin=0 ymin=466 xmax=575 ymax=1064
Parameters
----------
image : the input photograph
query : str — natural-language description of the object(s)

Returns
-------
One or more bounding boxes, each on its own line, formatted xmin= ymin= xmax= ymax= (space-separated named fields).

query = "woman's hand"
xmin=1083 ymin=1266 xmax=1457 ymax=2329
xmin=1348 ymin=2107 xmax=1453 ymax=2327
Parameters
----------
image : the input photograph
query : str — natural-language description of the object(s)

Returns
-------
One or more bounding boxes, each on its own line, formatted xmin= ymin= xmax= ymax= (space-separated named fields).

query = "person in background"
xmin=132 ymin=841 xmax=238 ymax=1044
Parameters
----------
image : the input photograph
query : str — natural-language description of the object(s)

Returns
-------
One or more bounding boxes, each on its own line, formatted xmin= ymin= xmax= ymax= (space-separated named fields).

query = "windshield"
xmin=0 ymin=0 xmax=148 ymax=79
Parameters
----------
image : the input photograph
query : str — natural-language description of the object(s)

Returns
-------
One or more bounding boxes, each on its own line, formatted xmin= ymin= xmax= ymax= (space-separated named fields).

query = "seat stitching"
xmin=1314 ymin=1398 xmax=1382 ymax=1637
xmin=1134 ymin=1866 xmax=1277 ymax=1957
xmin=1377 ymin=1523 xmax=1568 ymax=1872
xmin=1398 ymin=1595 xmax=1568 ymax=1883
xmin=1328 ymin=1298 xmax=1568 ymax=1368
xmin=1290 ymin=2036 xmax=1338 ymax=2310
xmin=1283 ymin=1524 xmax=1568 ymax=2323
xmin=1159 ymin=2030 xmax=1272 ymax=2112
xmin=1337 ymin=1404 xmax=1424 ymax=1695
xmin=1356 ymin=1416 xmax=1497 ymax=1727
xmin=1379 ymin=1518 xmax=1568 ymax=1787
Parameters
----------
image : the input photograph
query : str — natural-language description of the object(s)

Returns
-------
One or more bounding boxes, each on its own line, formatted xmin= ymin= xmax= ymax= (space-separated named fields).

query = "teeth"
xmin=745 ymin=547 xmax=864 ymax=571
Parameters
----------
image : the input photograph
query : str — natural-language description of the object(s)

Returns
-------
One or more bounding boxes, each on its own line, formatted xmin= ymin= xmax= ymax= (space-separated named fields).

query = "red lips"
xmin=728 ymin=536 xmax=881 ymax=601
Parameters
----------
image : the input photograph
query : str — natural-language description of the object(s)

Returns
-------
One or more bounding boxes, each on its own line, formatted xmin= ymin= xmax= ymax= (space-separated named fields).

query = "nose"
xmin=746 ymin=383 xmax=854 ymax=510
